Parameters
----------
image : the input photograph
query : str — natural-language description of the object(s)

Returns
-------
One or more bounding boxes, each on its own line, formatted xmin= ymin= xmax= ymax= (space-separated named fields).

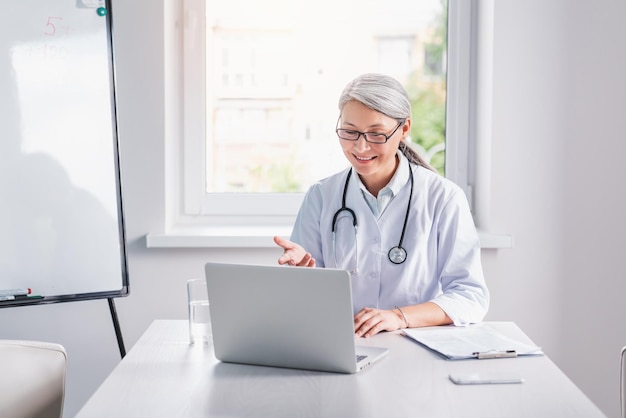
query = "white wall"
xmin=487 ymin=1 xmax=626 ymax=416
xmin=1 ymin=0 xmax=625 ymax=417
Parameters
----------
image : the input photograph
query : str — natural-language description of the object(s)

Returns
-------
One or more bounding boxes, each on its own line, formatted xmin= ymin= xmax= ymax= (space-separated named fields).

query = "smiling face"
xmin=338 ymin=100 xmax=411 ymax=195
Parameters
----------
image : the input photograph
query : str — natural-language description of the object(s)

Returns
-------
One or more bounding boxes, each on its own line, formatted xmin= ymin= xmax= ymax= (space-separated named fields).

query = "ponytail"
xmin=399 ymin=141 xmax=437 ymax=173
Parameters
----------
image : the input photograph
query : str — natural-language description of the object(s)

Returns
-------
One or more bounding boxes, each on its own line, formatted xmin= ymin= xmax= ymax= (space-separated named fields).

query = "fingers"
xmin=354 ymin=308 xmax=402 ymax=338
xmin=277 ymin=252 xmax=315 ymax=267
xmin=273 ymin=235 xmax=293 ymax=250
xmin=275 ymin=236 xmax=299 ymax=265
xmin=274 ymin=236 xmax=315 ymax=267
xmin=277 ymin=253 xmax=294 ymax=265
xmin=277 ymin=251 xmax=313 ymax=266
xmin=354 ymin=308 xmax=376 ymax=338
xmin=294 ymin=252 xmax=316 ymax=267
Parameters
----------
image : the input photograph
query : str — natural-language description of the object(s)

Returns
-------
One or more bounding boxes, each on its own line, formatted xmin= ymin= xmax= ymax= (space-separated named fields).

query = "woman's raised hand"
xmin=274 ymin=236 xmax=316 ymax=267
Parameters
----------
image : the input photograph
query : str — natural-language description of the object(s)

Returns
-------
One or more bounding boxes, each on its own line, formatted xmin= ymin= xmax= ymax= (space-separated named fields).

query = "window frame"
xmin=154 ymin=0 xmax=510 ymax=248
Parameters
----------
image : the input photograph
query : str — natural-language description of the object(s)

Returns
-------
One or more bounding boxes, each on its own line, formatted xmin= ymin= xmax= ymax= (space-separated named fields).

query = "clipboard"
xmin=402 ymin=323 xmax=543 ymax=360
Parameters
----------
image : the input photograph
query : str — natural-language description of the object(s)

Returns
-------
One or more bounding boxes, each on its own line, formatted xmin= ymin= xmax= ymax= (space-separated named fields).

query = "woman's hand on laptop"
xmin=274 ymin=236 xmax=316 ymax=267
xmin=353 ymin=307 xmax=406 ymax=338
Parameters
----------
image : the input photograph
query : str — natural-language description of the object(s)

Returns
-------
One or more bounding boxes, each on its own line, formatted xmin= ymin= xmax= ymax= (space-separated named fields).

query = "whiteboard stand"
xmin=108 ymin=298 xmax=126 ymax=358
xmin=0 ymin=296 xmax=128 ymax=359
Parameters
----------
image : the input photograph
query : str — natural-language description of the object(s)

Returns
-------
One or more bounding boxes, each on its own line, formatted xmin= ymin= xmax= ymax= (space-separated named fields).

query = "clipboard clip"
xmin=472 ymin=350 xmax=517 ymax=359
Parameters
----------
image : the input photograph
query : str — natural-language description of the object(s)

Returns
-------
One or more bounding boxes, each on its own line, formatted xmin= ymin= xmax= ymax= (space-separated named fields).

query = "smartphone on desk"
xmin=449 ymin=372 xmax=524 ymax=385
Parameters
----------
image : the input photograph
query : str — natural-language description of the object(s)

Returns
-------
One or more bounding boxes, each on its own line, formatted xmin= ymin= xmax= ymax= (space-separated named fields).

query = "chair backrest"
xmin=619 ymin=346 xmax=626 ymax=418
xmin=0 ymin=340 xmax=67 ymax=418
xmin=622 ymin=346 xmax=626 ymax=418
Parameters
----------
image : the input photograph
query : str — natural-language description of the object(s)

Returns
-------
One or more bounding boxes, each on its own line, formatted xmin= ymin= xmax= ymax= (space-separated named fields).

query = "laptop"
xmin=204 ymin=262 xmax=389 ymax=374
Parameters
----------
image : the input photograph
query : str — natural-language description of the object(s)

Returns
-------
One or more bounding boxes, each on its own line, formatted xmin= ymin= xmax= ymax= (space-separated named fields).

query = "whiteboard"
xmin=0 ymin=0 xmax=128 ymax=305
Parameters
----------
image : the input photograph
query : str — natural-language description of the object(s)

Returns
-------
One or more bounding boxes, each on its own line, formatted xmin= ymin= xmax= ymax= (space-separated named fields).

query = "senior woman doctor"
xmin=274 ymin=73 xmax=489 ymax=338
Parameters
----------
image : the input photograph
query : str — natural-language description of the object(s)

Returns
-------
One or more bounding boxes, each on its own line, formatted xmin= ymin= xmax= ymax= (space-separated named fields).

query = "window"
xmin=171 ymin=0 xmax=474 ymax=231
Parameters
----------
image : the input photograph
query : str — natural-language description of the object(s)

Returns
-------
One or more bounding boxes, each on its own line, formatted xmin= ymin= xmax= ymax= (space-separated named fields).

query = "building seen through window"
xmin=204 ymin=0 xmax=447 ymax=194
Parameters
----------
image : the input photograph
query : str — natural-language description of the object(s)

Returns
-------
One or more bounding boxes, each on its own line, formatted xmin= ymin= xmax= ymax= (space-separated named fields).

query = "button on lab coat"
xmin=290 ymin=157 xmax=489 ymax=325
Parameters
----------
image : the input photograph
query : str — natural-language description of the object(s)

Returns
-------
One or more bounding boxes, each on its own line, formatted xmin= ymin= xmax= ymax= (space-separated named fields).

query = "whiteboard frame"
xmin=0 ymin=0 xmax=129 ymax=309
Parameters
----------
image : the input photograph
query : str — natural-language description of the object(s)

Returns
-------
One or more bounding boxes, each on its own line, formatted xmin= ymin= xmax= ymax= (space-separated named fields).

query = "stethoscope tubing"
xmin=331 ymin=165 xmax=414 ymax=269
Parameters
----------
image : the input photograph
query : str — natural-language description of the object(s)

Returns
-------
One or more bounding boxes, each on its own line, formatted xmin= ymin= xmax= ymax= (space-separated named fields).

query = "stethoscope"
xmin=331 ymin=166 xmax=414 ymax=273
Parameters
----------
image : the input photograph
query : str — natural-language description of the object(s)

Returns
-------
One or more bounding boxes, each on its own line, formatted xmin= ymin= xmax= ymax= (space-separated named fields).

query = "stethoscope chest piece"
xmin=388 ymin=246 xmax=407 ymax=264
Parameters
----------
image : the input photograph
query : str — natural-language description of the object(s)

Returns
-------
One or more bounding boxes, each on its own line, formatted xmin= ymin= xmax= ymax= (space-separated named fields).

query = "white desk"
xmin=77 ymin=320 xmax=604 ymax=417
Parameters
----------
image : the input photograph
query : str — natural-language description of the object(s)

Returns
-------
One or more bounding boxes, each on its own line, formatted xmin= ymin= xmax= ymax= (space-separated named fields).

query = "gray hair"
xmin=338 ymin=73 xmax=435 ymax=172
xmin=338 ymin=73 xmax=411 ymax=120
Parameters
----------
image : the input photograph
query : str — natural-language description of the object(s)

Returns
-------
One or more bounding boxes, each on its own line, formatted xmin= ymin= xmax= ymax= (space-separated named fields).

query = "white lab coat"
xmin=290 ymin=154 xmax=489 ymax=325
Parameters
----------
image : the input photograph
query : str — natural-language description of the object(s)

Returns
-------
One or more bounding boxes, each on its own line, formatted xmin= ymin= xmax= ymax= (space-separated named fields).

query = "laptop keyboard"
xmin=356 ymin=354 xmax=368 ymax=362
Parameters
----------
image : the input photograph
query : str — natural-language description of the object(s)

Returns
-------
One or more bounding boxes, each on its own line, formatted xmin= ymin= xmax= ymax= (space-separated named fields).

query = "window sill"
xmin=145 ymin=228 xmax=512 ymax=249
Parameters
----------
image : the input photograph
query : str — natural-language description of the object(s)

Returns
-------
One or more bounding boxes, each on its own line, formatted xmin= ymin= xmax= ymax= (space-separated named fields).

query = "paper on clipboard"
xmin=402 ymin=323 xmax=544 ymax=360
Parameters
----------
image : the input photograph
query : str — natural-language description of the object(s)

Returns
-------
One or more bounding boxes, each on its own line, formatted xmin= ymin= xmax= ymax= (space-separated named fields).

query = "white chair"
xmin=0 ymin=340 xmax=67 ymax=418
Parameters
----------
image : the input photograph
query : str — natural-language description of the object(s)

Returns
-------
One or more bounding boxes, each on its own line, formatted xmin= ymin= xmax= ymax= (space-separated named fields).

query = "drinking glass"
xmin=187 ymin=279 xmax=211 ymax=345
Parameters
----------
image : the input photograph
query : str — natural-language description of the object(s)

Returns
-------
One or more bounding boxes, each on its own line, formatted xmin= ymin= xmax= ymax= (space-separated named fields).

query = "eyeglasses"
xmin=336 ymin=119 xmax=405 ymax=144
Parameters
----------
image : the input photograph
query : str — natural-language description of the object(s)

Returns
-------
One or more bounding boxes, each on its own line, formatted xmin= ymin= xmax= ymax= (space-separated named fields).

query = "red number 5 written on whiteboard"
xmin=44 ymin=16 xmax=63 ymax=36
